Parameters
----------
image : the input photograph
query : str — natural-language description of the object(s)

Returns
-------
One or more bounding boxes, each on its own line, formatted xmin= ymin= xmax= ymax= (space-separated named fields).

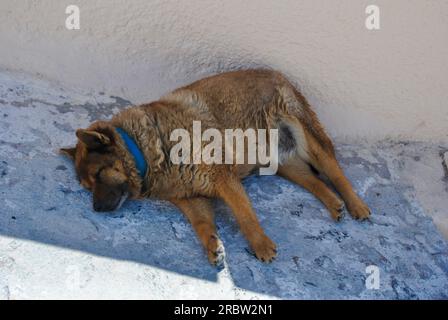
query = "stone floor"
xmin=0 ymin=69 xmax=447 ymax=299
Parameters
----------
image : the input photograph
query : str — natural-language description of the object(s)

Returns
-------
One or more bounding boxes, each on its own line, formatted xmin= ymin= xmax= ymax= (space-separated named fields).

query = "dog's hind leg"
xmin=171 ymin=197 xmax=224 ymax=266
xmin=278 ymin=158 xmax=345 ymax=221
xmin=304 ymin=131 xmax=371 ymax=220
xmin=275 ymin=84 xmax=370 ymax=220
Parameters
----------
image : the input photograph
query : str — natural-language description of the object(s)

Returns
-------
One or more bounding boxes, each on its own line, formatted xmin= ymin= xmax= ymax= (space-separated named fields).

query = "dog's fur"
xmin=61 ymin=69 xmax=370 ymax=264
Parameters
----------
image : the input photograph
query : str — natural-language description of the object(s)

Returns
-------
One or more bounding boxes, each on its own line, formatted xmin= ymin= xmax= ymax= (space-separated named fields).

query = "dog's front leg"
xmin=215 ymin=175 xmax=277 ymax=263
xmin=171 ymin=197 xmax=225 ymax=266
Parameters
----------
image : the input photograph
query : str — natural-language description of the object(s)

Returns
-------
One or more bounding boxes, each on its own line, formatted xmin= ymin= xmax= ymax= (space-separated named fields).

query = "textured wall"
xmin=1 ymin=0 xmax=447 ymax=141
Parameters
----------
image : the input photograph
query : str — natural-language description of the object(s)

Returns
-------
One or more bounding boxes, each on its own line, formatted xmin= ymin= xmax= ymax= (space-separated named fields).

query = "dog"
xmin=61 ymin=69 xmax=371 ymax=265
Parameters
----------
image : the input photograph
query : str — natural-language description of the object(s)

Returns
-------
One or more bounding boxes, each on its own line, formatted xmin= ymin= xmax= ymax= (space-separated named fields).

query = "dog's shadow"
xmin=2 ymin=152 xmax=448 ymax=299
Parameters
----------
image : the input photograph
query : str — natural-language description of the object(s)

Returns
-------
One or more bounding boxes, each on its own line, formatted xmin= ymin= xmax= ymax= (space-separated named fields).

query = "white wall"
xmin=1 ymin=0 xmax=447 ymax=142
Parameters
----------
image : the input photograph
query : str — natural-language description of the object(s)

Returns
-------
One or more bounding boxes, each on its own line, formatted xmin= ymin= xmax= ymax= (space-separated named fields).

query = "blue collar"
xmin=115 ymin=127 xmax=147 ymax=178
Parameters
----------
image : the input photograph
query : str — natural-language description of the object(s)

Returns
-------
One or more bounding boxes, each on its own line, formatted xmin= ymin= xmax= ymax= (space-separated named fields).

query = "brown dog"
xmin=61 ymin=69 xmax=370 ymax=265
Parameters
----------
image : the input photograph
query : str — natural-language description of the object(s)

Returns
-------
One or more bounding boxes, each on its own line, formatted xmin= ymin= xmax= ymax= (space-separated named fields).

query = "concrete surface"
xmin=1 ymin=1 xmax=448 ymax=142
xmin=1 ymin=69 xmax=448 ymax=299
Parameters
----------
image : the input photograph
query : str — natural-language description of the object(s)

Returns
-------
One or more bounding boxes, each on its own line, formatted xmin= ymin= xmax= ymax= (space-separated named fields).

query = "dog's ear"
xmin=76 ymin=129 xmax=111 ymax=149
xmin=60 ymin=147 xmax=76 ymax=159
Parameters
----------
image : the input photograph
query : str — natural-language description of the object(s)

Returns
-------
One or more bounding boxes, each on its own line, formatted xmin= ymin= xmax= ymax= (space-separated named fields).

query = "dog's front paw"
xmin=328 ymin=199 xmax=346 ymax=222
xmin=251 ymin=234 xmax=277 ymax=263
xmin=347 ymin=199 xmax=371 ymax=220
xmin=207 ymin=234 xmax=225 ymax=266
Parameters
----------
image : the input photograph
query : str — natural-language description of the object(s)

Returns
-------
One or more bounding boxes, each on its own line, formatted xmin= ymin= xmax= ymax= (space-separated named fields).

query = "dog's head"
xmin=60 ymin=121 xmax=140 ymax=212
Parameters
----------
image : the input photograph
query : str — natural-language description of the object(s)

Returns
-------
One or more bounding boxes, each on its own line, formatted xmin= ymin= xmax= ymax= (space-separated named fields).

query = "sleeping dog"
xmin=61 ymin=69 xmax=370 ymax=265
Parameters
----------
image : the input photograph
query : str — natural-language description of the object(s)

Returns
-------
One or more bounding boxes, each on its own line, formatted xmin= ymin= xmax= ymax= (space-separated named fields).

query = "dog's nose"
xmin=93 ymin=202 xmax=103 ymax=212
xmin=93 ymin=202 xmax=111 ymax=212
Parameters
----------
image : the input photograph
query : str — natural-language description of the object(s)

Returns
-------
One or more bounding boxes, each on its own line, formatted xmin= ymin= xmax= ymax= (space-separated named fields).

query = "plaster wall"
xmin=1 ymin=0 xmax=447 ymax=141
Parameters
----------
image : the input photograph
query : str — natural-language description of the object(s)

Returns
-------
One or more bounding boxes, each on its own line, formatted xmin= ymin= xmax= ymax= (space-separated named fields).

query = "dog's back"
xmin=161 ymin=69 xmax=334 ymax=164
xmin=163 ymin=69 xmax=287 ymax=129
